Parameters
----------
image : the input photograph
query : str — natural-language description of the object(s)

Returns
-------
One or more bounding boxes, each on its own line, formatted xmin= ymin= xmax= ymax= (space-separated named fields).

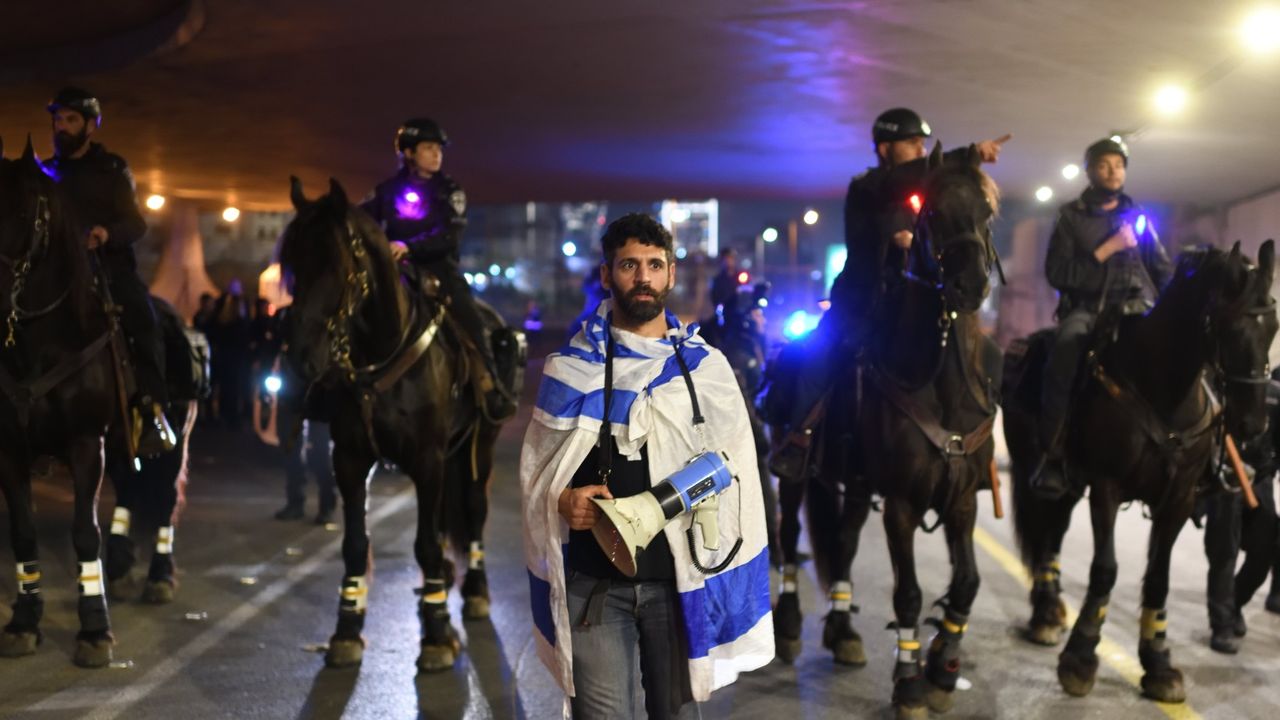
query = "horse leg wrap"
xmin=926 ymin=611 xmax=969 ymax=691
xmin=339 ymin=576 xmax=369 ymax=614
xmin=1064 ymin=595 xmax=1108 ymax=658
xmin=468 ymin=542 xmax=485 ymax=571
xmin=1031 ymin=559 xmax=1062 ymax=596
xmin=780 ymin=564 xmax=799 ymax=594
xmin=110 ymin=507 xmax=131 ymax=537
xmin=830 ymin=580 xmax=853 ymax=613
xmin=894 ymin=626 xmax=922 ymax=680
xmin=1138 ymin=607 xmax=1173 ymax=670
xmin=334 ymin=607 xmax=365 ymax=640
xmin=420 ymin=578 xmax=450 ymax=640
xmin=105 ymin=534 xmax=135 ymax=581
xmin=77 ymin=594 xmax=110 ymax=635
xmin=155 ymin=526 xmax=174 ymax=556
xmin=147 ymin=551 xmax=175 ymax=583
xmin=8 ymin=563 xmax=44 ymax=633
xmin=79 ymin=560 xmax=105 ymax=598
xmin=16 ymin=561 xmax=41 ymax=597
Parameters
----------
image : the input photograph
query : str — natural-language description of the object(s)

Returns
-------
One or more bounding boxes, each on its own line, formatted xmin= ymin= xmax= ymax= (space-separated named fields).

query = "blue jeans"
xmin=566 ymin=572 xmax=700 ymax=720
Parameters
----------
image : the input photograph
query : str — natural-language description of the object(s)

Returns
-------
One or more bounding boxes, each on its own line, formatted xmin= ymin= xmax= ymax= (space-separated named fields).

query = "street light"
xmin=1242 ymin=7 xmax=1280 ymax=54
xmin=145 ymin=194 xmax=165 ymax=211
xmin=803 ymin=209 xmax=820 ymax=225
xmin=762 ymin=227 xmax=779 ymax=243
xmin=1035 ymin=186 xmax=1054 ymax=203
xmin=1153 ymin=84 xmax=1189 ymax=116
xmin=222 ymin=206 xmax=240 ymax=222
xmin=1061 ymin=164 xmax=1080 ymax=181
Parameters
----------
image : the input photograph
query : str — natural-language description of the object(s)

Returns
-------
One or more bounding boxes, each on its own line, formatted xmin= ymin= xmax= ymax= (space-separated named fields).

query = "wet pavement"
xmin=2 ymin=358 xmax=1280 ymax=719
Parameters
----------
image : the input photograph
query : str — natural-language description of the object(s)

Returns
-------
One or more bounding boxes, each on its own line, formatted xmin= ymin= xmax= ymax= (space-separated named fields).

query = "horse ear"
xmin=328 ymin=178 xmax=348 ymax=207
xmin=289 ymin=176 xmax=309 ymax=210
xmin=928 ymin=141 xmax=943 ymax=169
xmin=1231 ymin=240 xmax=1242 ymax=259
xmin=21 ymin=135 xmax=36 ymax=164
xmin=1259 ymin=239 xmax=1275 ymax=287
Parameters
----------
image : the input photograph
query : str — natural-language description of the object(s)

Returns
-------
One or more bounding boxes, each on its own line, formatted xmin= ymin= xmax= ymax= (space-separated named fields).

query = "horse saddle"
xmin=398 ymin=265 xmax=526 ymax=410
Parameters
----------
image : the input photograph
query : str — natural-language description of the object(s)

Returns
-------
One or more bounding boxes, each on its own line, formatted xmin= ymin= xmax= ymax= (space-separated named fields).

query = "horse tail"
xmin=804 ymin=469 xmax=842 ymax=593
xmin=442 ymin=443 xmax=473 ymax=561
xmin=1005 ymin=405 xmax=1040 ymax=569
xmin=441 ymin=418 xmax=500 ymax=566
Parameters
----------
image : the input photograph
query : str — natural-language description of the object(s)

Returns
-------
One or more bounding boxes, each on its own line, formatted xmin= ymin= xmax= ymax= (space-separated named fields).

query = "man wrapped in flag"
xmin=521 ymin=213 xmax=774 ymax=719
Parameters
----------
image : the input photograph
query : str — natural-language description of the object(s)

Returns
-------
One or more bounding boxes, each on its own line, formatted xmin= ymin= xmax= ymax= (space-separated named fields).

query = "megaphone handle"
xmin=694 ymin=501 xmax=720 ymax=551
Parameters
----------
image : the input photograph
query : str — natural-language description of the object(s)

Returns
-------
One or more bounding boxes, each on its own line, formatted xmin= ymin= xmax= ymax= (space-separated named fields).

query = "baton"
xmin=1224 ymin=434 xmax=1260 ymax=510
xmin=989 ymin=457 xmax=1004 ymax=519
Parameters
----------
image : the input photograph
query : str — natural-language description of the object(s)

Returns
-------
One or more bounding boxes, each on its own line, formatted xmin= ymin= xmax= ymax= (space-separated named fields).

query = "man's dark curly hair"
xmin=599 ymin=213 xmax=674 ymax=265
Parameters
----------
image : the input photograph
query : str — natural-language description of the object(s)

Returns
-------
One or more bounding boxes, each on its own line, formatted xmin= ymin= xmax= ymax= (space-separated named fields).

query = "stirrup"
xmin=133 ymin=402 xmax=177 ymax=458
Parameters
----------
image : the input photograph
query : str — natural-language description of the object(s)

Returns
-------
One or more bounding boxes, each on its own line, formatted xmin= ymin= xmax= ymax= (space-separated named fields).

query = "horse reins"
xmin=1 ymin=195 xmax=70 ymax=348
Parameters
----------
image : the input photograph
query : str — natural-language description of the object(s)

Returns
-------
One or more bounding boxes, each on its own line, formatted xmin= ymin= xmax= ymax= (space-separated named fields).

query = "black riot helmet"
xmin=872 ymin=107 xmax=932 ymax=144
xmin=1085 ymin=137 xmax=1129 ymax=168
xmin=47 ymin=86 xmax=102 ymax=127
xmin=396 ymin=118 xmax=449 ymax=153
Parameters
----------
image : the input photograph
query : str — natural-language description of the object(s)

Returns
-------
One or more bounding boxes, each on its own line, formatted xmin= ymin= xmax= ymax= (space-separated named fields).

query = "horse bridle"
xmin=1 ymin=193 xmax=70 ymax=348
xmin=321 ymin=222 xmax=372 ymax=382
xmin=1210 ymin=294 xmax=1276 ymax=388
xmin=903 ymin=193 xmax=1003 ymax=350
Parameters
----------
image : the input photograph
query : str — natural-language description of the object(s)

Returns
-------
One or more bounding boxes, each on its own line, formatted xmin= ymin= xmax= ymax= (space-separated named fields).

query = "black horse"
xmin=0 ymin=140 xmax=121 ymax=667
xmin=104 ymin=298 xmax=205 ymax=604
xmin=279 ymin=178 xmax=522 ymax=671
xmin=803 ymin=146 xmax=1003 ymax=719
xmin=1004 ymin=241 xmax=1277 ymax=703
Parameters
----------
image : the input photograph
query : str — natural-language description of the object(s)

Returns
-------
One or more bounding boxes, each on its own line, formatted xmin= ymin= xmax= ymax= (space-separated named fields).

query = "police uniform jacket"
xmin=360 ymin=168 xmax=466 ymax=265
xmin=1044 ymin=190 xmax=1172 ymax=317
xmin=44 ymin=142 xmax=147 ymax=271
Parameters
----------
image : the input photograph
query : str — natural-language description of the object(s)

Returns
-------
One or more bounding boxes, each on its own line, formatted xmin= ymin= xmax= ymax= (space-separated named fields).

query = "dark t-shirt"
xmin=566 ymin=437 xmax=675 ymax=582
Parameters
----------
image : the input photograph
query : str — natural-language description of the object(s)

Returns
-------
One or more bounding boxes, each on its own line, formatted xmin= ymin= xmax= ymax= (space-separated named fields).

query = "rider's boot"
xmin=769 ymin=430 xmax=812 ymax=480
xmin=478 ymin=367 xmax=517 ymax=421
xmin=1029 ymin=420 xmax=1070 ymax=499
xmin=133 ymin=397 xmax=176 ymax=458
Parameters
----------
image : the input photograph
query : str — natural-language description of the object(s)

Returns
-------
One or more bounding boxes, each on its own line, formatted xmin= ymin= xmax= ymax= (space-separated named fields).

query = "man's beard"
xmin=614 ymin=283 xmax=670 ymax=324
xmin=53 ymin=128 xmax=89 ymax=157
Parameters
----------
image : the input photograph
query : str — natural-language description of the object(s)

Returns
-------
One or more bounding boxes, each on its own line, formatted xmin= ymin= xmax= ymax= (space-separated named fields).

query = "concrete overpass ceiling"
xmin=0 ymin=1 xmax=1275 ymax=208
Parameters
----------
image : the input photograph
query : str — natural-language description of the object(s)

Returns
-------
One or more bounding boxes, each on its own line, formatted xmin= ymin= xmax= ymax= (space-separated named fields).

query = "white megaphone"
xmin=591 ymin=450 xmax=738 ymax=577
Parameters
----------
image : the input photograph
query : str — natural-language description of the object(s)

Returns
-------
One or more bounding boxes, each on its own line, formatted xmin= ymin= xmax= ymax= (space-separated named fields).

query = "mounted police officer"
xmin=1031 ymin=137 xmax=1172 ymax=499
xmin=360 ymin=118 xmax=515 ymax=420
xmin=769 ymin=108 xmax=1010 ymax=478
xmin=44 ymin=86 xmax=176 ymax=457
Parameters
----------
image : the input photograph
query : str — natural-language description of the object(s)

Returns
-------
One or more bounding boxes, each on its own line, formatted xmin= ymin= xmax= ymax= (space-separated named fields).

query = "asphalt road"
xmin=2 ymin=356 xmax=1279 ymax=719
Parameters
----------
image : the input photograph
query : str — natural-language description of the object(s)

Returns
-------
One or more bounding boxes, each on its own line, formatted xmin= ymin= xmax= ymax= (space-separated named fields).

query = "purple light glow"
xmin=395 ymin=187 xmax=427 ymax=220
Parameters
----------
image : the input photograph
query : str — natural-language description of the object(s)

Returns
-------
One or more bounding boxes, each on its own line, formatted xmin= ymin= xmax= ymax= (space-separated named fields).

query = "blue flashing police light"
xmin=562 ymin=241 xmax=578 ymax=257
xmin=1135 ymin=213 xmax=1147 ymax=237
xmin=783 ymin=310 xmax=819 ymax=340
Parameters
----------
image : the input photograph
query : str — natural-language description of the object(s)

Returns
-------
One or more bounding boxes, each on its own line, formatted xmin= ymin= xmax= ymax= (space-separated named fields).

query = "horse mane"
xmin=278 ymin=185 xmax=408 ymax=345
xmin=924 ymin=160 xmax=1001 ymax=218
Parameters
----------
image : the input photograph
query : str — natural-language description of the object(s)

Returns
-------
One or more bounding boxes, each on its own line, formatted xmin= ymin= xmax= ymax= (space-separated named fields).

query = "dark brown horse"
xmin=279 ymin=178 xmax=522 ymax=671
xmin=797 ymin=146 xmax=1003 ymax=719
xmin=1004 ymin=241 xmax=1277 ymax=703
xmin=0 ymin=140 xmax=120 ymax=667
